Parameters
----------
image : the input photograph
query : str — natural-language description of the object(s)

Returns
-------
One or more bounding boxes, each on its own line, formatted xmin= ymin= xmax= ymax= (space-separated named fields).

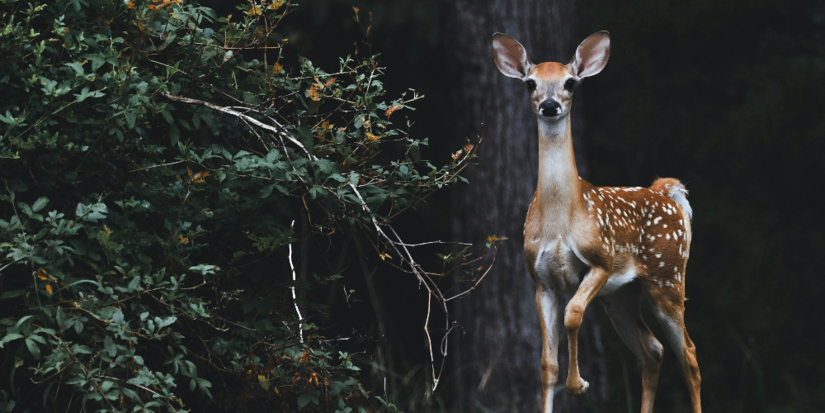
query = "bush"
xmin=0 ymin=1 xmax=486 ymax=411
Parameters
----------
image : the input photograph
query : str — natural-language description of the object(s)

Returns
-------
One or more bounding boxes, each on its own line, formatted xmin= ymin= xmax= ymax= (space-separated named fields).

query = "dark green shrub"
xmin=0 ymin=1 xmax=485 ymax=411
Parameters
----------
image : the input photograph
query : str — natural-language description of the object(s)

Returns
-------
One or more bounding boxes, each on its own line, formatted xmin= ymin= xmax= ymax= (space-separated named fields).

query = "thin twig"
xmin=129 ymin=160 xmax=184 ymax=172
xmin=444 ymin=244 xmax=501 ymax=302
xmin=348 ymin=182 xmax=448 ymax=390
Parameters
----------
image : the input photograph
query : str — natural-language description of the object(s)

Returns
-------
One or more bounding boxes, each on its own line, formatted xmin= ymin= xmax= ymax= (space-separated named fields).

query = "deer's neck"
xmin=535 ymin=115 xmax=583 ymax=235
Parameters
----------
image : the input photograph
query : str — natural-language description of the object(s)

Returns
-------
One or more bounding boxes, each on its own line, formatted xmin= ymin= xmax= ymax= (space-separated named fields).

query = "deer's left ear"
xmin=570 ymin=31 xmax=610 ymax=79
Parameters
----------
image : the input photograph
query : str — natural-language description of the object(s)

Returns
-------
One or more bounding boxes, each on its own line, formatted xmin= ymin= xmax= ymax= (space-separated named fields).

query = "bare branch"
xmin=288 ymin=220 xmax=304 ymax=344
xmin=160 ymin=92 xmax=316 ymax=160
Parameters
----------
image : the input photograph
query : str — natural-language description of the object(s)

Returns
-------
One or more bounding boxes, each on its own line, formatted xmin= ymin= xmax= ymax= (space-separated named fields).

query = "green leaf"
xmin=0 ymin=110 xmax=14 ymax=124
xmin=0 ymin=290 xmax=25 ymax=300
xmin=65 ymin=61 xmax=84 ymax=76
xmin=104 ymin=336 xmax=116 ymax=357
xmin=410 ymin=141 xmax=420 ymax=161
xmin=297 ymin=392 xmax=318 ymax=409
xmin=169 ymin=124 xmax=180 ymax=145
xmin=14 ymin=315 xmax=33 ymax=330
xmin=162 ymin=109 xmax=174 ymax=125
xmin=76 ymin=202 xmax=107 ymax=222
xmin=25 ymin=338 xmax=41 ymax=359
xmin=125 ymin=113 xmax=136 ymax=129
xmin=100 ymin=381 xmax=115 ymax=392
xmin=32 ymin=197 xmax=49 ymax=212
xmin=1 ymin=333 xmax=24 ymax=345
xmin=85 ymin=54 xmax=107 ymax=71
xmin=366 ymin=192 xmax=388 ymax=209
xmin=296 ymin=125 xmax=315 ymax=155
xmin=56 ymin=307 xmax=67 ymax=330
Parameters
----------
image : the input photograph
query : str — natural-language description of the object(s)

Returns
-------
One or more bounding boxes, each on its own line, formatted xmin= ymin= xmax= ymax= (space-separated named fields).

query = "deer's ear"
xmin=571 ymin=31 xmax=610 ymax=79
xmin=492 ymin=33 xmax=532 ymax=79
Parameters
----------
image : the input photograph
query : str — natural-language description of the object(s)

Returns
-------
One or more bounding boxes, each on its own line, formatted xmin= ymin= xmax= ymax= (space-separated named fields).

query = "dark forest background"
xmin=202 ymin=0 xmax=825 ymax=412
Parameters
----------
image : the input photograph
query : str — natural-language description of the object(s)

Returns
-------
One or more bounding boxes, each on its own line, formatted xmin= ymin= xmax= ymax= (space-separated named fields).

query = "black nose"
xmin=539 ymin=100 xmax=561 ymax=116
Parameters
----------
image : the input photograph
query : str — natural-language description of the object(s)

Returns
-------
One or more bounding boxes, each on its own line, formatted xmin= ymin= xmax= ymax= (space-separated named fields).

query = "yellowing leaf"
xmin=487 ymin=235 xmax=500 ymax=244
xmin=271 ymin=62 xmax=282 ymax=74
xmin=379 ymin=253 xmax=392 ymax=261
xmin=36 ymin=267 xmax=49 ymax=280
xmin=192 ymin=170 xmax=209 ymax=183
xmin=45 ymin=284 xmax=53 ymax=295
xmin=179 ymin=235 xmax=189 ymax=245
xmin=359 ymin=116 xmax=370 ymax=129
xmin=268 ymin=0 xmax=285 ymax=10
xmin=385 ymin=104 xmax=403 ymax=118
xmin=258 ymin=374 xmax=270 ymax=390
xmin=246 ymin=4 xmax=263 ymax=16
xmin=307 ymin=84 xmax=322 ymax=101
xmin=366 ymin=132 xmax=379 ymax=142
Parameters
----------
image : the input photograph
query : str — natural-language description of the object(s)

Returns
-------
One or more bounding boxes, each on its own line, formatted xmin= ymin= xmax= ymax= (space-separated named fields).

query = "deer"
xmin=491 ymin=31 xmax=702 ymax=413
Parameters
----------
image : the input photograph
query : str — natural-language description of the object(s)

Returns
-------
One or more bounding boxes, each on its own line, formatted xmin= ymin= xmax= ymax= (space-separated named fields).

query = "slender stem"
xmin=288 ymin=220 xmax=304 ymax=343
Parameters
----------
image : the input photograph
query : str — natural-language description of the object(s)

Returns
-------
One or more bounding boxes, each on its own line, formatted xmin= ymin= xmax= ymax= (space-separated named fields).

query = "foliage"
xmin=0 ymin=0 xmax=484 ymax=411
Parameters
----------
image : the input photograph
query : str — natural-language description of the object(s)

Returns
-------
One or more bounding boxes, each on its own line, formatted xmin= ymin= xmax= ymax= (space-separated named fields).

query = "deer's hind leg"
xmin=602 ymin=283 xmax=663 ymax=413
xmin=646 ymin=286 xmax=702 ymax=413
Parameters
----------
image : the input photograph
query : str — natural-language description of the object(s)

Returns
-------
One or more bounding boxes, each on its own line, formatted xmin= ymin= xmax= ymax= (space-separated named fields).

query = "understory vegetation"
xmin=0 ymin=1 xmax=494 ymax=411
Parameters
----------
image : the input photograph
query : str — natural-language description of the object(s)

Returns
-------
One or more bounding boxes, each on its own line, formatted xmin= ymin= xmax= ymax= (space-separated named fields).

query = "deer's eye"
xmin=524 ymin=79 xmax=536 ymax=92
xmin=564 ymin=78 xmax=575 ymax=91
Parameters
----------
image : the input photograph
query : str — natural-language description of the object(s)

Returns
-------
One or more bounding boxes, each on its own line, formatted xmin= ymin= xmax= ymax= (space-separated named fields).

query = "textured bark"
xmin=442 ymin=1 xmax=606 ymax=412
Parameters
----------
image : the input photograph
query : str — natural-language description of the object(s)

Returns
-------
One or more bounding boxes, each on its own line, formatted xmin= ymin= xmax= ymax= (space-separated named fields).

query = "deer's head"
xmin=492 ymin=31 xmax=610 ymax=122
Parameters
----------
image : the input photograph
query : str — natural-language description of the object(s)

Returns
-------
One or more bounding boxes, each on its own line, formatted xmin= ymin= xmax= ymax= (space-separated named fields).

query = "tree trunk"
xmin=442 ymin=1 xmax=606 ymax=412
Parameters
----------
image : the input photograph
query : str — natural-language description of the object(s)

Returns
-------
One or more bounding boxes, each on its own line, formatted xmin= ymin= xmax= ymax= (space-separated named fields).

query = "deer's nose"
xmin=539 ymin=100 xmax=561 ymax=116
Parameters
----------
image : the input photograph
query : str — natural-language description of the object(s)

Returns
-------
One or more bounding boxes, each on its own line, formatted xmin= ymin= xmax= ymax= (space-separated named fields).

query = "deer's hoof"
xmin=565 ymin=378 xmax=589 ymax=396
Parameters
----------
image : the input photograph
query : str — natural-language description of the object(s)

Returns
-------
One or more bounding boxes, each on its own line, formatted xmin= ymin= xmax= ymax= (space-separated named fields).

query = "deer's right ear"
xmin=492 ymin=33 xmax=532 ymax=79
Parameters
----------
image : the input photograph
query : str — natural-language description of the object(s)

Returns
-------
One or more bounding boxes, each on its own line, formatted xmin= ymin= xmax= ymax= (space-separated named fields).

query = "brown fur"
xmin=530 ymin=62 xmax=568 ymax=79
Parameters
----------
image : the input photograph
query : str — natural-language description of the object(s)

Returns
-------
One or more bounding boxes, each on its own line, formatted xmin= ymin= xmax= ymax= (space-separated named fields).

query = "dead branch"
xmin=160 ymin=92 xmax=316 ymax=160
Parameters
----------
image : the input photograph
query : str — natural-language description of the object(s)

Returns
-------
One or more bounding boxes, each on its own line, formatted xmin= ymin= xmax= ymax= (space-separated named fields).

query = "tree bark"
xmin=442 ymin=1 xmax=606 ymax=411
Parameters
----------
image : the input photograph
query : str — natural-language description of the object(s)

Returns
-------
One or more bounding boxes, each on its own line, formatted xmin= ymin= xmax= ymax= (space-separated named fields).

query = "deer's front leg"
xmin=536 ymin=287 xmax=559 ymax=413
xmin=564 ymin=267 xmax=609 ymax=395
